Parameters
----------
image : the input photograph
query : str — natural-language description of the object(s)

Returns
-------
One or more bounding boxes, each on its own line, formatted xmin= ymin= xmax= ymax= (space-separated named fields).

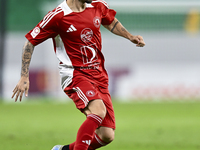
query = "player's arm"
xmin=11 ymin=40 xmax=35 ymax=102
xmin=103 ymin=18 xmax=145 ymax=47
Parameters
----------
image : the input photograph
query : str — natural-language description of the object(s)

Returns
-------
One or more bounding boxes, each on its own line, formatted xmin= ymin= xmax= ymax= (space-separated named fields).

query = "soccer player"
xmin=12 ymin=0 xmax=145 ymax=150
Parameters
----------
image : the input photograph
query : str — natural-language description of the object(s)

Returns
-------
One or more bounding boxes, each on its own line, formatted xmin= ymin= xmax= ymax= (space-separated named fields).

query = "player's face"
xmin=79 ymin=0 xmax=92 ymax=4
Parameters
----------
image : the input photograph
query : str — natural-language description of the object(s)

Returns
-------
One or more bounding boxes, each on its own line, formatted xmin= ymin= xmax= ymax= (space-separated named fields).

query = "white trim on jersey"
xmin=92 ymin=0 xmax=109 ymax=8
xmin=59 ymin=0 xmax=73 ymax=16
xmin=86 ymin=3 xmax=94 ymax=8
xmin=59 ymin=64 xmax=74 ymax=90
xmin=40 ymin=7 xmax=63 ymax=28
xmin=54 ymin=35 xmax=73 ymax=66
xmin=60 ymin=70 xmax=73 ymax=90
xmin=54 ymin=35 xmax=74 ymax=90
xmin=76 ymin=87 xmax=89 ymax=107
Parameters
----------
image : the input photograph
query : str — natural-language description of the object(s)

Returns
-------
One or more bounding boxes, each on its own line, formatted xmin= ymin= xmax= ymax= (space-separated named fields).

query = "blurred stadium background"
xmin=0 ymin=0 xmax=200 ymax=101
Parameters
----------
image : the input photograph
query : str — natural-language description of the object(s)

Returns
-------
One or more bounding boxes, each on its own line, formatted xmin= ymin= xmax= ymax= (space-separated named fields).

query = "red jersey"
xmin=25 ymin=0 xmax=116 ymax=90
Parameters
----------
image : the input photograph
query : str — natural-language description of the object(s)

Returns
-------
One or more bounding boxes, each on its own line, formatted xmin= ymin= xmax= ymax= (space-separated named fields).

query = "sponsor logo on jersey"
xmin=80 ymin=28 xmax=93 ymax=43
xmin=80 ymin=43 xmax=98 ymax=64
xmin=31 ymin=27 xmax=40 ymax=38
xmin=67 ymin=25 xmax=77 ymax=32
xmin=86 ymin=90 xmax=96 ymax=97
xmin=93 ymin=16 xmax=101 ymax=28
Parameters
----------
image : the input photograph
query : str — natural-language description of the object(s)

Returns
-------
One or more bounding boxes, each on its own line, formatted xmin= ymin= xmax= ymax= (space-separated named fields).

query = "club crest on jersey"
xmin=86 ymin=90 xmax=96 ymax=97
xmin=80 ymin=28 xmax=93 ymax=43
xmin=31 ymin=27 xmax=40 ymax=38
xmin=93 ymin=16 xmax=101 ymax=28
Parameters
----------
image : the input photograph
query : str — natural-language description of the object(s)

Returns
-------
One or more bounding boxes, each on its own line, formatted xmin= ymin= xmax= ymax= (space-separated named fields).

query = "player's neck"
xmin=67 ymin=0 xmax=86 ymax=12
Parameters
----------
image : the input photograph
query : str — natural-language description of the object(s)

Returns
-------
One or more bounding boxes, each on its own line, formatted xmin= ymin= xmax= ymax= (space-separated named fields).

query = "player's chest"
xmin=58 ymin=10 xmax=101 ymax=40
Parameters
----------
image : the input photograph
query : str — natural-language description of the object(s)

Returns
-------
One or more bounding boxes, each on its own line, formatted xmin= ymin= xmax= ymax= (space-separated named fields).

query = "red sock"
xmin=73 ymin=114 xmax=102 ymax=150
xmin=68 ymin=133 xmax=108 ymax=150
xmin=69 ymin=142 xmax=75 ymax=150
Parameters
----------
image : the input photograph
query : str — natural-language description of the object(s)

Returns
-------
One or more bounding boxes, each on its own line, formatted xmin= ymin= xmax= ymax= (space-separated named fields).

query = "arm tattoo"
xmin=110 ymin=20 xmax=129 ymax=39
xmin=21 ymin=41 xmax=34 ymax=77
xmin=111 ymin=21 xmax=119 ymax=33
xmin=121 ymin=26 xmax=128 ymax=32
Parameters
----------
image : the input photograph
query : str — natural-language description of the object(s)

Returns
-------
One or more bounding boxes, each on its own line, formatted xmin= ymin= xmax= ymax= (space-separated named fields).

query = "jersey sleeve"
xmin=100 ymin=1 xmax=116 ymax=25
xmin=25 ymin=7 xmax=63 ymax=46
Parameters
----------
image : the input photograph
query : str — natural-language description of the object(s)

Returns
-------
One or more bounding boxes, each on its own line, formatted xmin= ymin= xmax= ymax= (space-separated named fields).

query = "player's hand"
xmin=130 ymin=35 xmax=145 ymax=47
xmin=11 ymin=77 xmax=30 ymax=102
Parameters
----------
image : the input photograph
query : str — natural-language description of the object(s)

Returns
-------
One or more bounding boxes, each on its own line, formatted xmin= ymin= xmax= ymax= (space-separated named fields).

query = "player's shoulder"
xmin=91 ymin=0 xmax=110 ymax=9
xmin=40 ymin=1 xmax=73 ymax=28
xmin=39 ymin=6 xmax=63 ymax=28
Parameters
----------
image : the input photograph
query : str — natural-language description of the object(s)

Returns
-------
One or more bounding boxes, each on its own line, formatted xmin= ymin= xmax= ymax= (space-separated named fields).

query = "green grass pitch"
xmin=0 ymin=99 xmax=200 ymax=150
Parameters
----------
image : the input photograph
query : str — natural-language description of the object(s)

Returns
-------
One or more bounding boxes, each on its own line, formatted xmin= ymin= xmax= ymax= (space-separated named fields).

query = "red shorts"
xmin=64 ymin=79 xmax=116 ymax=129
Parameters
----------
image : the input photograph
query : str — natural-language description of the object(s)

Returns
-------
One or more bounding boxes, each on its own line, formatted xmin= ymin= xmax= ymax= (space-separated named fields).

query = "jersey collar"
xmin=59 ymin=0 xmax=94 ymax=16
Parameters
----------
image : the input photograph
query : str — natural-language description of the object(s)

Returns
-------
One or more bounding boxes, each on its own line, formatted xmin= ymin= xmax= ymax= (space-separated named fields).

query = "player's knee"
xmin=96 ymin=127 xmax=115 ymax=143
xmin=101 ymin=129 xmax=115 ymax=143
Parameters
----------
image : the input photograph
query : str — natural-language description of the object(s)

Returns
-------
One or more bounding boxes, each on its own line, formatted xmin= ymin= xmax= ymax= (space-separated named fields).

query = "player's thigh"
xmin=96 ymin=126 xmax=115 ymax=143
xmin=99 ymin=91 xmax=116 ymax=129
xmin=84 ymin=99 xmax=107 ymax=119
